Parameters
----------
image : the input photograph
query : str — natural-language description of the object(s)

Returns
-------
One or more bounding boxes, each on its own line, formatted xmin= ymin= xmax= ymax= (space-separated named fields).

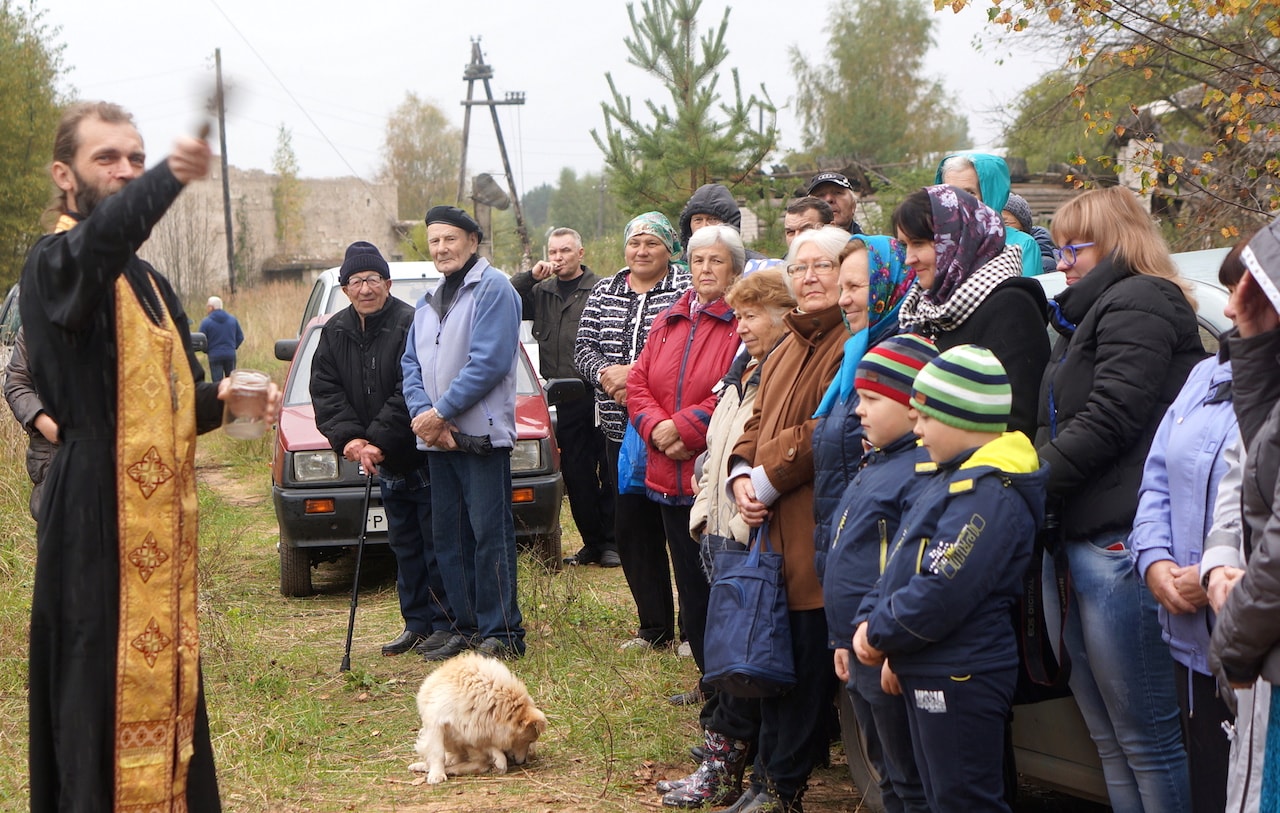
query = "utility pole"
xmin=456 ymin=38 xmax=532 ymax=266
xmin=215 ymin=49 xmax=235 ymax=293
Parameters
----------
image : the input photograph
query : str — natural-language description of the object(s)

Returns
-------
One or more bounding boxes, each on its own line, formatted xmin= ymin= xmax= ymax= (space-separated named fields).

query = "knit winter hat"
xmin=338 ymin=240 xmax=390 ymax=286
xmin=1003 ymin=193 xmax=1034 ymax=233
xmin=854 ymin=334 xmax=938 ymax=405
xmin=911 ymin=344 xmax=1011 ymax=432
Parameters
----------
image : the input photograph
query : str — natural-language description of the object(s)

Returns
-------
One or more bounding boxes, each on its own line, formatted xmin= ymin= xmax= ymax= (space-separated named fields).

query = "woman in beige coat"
xmin=658 ymin=267 xmax=796 ymax=809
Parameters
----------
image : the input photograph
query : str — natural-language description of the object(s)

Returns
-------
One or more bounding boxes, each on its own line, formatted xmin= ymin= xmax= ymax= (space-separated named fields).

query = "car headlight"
xmin=292 ymin=450 xmax=340 ymax=482
xmin=510 ymin=439 xmax=543 ymax=473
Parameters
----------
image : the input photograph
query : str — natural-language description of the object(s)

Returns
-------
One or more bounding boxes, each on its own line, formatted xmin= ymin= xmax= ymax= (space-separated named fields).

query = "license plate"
xmin=365 ymin=506 xmax=387 ymax=534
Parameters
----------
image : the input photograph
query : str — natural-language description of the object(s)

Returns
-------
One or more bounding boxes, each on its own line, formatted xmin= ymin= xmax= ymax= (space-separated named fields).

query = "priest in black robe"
xmin=21 ymin=100 xmax=274 ymax=813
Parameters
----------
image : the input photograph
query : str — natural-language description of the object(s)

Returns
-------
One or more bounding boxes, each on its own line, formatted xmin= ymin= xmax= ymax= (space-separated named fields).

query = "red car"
xmin=270 ymin=313 xmax=577 ymax=596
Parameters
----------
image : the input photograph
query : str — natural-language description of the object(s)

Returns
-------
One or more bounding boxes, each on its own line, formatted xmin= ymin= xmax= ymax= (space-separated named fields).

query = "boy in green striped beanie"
xmin=852 ymin=343 xmax=1046 ymax=812
xmin=909 ymin=343 xmax=1012 ymax=463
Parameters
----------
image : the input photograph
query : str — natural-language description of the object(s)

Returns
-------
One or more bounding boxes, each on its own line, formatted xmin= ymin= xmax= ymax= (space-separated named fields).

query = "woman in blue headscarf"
xmin=811 ymin=234 xmax=916 ymax=560
xmin=809 ymin=234 xmax=925 ymax=811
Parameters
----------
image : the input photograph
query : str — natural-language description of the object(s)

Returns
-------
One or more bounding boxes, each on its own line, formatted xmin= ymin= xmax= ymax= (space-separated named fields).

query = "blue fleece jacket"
xmin=402 ymin=256 xmax=522 ymax=449
xmin=821 ymin=432 xmax=933 ymax=650
xmin=857 ymin=432 xmax=1047 ymax=676
xmin=1130 ymin=356 xmax=1238 ymax=676
xmin=935 ymin=152 xmax=1043 ymax=278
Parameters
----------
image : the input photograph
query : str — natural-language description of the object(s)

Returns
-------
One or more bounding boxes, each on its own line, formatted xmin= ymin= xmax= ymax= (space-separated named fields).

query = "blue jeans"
xmin=208 ymin=355 xmax=234 ymax=383
xmin=379 ymin=466 xmax=452 ymax=636
xmin=1044 ymin=531 xmax=1190 ymax=813
xmin=428 ymin=449 xmax=525 ymax=652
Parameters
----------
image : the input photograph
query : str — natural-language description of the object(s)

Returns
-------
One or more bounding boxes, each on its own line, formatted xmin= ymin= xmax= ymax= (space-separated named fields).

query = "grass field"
xmin=0 ymin=279 xmax=866 ymax=811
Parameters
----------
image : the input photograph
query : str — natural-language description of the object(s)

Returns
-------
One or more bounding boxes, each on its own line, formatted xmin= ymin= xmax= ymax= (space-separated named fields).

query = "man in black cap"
xmin=311 ymin=240 xmax=455 ymax=658
xmin=805 ymin=171 xmax=863 ymax=234
xmin=403 ymin=206 xmax=526 ymax=660
xmin=510 ymin=227 xmax=619 ymax=568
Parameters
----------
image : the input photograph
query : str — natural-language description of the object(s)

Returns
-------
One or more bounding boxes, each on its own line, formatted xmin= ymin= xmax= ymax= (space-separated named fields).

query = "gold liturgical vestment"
xmin=113 ymin=271 xmax=201 ymax=811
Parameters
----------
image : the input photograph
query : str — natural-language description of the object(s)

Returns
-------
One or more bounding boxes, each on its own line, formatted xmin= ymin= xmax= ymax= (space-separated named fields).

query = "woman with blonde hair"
xmin=1036 ymin=185 xmax=1203 ymax=813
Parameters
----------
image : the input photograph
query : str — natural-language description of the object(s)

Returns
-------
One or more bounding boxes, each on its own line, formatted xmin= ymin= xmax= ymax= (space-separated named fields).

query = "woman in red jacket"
xmin=627 ymin=224 xmax=744 ymax=682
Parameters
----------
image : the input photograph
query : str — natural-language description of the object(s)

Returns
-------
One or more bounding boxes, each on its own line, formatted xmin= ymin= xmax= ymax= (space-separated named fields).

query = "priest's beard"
xmin=71 ymin=169 xmax=128 ymax=217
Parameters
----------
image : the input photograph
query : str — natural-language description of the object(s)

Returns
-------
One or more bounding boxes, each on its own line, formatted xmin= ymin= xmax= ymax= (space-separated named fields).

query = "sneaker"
xmin=620 ymin=637 xmax=654 ymax=651
xmin=676 ymin=641 xmax=693 ymax=657
xmin=421 ymin=634 xmax=470 ymax=662
xmin=474 ymin=637 xmax=523 ymax=659
xmin=599 ymin=549 xmax=622 ymax=568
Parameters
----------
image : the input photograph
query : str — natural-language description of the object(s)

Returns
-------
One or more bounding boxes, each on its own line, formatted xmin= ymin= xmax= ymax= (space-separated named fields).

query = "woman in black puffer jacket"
xmin=1036 ymin=185 xmax=1204 ymax=813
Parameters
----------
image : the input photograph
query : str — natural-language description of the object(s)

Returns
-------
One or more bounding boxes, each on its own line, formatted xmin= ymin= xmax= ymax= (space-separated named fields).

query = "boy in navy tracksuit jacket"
xmin=822 ymin=334 xmax=937 ymax=813
xmin=853 ymin=345 xmax=1046 ymax=813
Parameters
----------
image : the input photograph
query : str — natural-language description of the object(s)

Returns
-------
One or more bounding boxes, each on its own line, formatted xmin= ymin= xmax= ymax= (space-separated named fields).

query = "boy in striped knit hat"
xmin=823 ymin=333 xmax=937 ymax=813
xmin=852 ymin=344 xmax=1047 ymax=813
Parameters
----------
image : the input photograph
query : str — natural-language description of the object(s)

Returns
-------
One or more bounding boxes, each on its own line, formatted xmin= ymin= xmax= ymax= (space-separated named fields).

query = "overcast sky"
xmin=39 ymin=0 xmax=1059 ymax=192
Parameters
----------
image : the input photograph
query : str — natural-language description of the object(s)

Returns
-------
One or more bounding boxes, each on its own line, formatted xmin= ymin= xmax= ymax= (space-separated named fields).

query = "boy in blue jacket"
xmin=853 ymin=344 xmax=1046 ymax=813
xmin=823 ymin=333 xmax=936 ymax=813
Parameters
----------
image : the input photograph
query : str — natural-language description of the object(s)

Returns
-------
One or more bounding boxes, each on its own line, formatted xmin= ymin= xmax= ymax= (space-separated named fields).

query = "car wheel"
xmin=528 ymin=525 xmax=563 ymax=573
xmin=837 ymin=686 xmax=885 ymax=812
xmin=279 ymin=539 xmax=314 ymax=597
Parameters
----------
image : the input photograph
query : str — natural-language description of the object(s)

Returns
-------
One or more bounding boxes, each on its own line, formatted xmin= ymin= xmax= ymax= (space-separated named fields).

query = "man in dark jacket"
xmin=311 ymin=241 xmax=453 ymax=657
xmin=511 ymin=227 xmax=619 ymax=567
xmin=4 ymin=327 xmax=58 ymax=520
xmin=199 ymin=295 xmax=244 ymax=382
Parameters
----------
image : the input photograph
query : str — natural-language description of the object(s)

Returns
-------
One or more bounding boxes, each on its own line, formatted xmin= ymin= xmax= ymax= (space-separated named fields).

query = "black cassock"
xmin=21 ymin=162 xmax=224 ymax=812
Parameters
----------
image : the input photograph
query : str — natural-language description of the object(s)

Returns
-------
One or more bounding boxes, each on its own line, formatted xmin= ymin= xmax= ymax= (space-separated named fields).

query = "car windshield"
xmin=323 ymin=279 xmax=436 ymax=314
xmin=284 ymin=324 xmax=539 ymax=407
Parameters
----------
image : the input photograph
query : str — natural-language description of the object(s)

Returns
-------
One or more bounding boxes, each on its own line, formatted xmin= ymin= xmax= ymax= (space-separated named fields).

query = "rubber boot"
xmin=661 ymin=729 xmax=749 ymax=808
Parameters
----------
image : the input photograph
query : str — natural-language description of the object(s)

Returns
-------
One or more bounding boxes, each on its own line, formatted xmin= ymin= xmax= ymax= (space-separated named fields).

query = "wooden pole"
xmin=216 ymin=49 xmax=235 ymax=293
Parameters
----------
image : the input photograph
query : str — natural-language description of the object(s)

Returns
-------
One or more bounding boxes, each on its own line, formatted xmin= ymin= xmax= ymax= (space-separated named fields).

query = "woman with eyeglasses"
xmin=723 ymin=224 xmax=850 ymax=812
xmin=892 ymin=185 xmax=1049 ymax=437
xmin=1035 ymin=185 xmax=1203 ymax=813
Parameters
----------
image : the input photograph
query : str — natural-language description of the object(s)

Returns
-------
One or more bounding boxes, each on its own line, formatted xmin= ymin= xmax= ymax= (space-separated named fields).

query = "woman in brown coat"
xmin=724 ymin=224 xmax=851 ymax=812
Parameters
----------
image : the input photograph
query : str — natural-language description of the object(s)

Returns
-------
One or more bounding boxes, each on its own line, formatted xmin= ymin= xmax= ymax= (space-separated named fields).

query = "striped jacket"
xmin=574 ymin=264 xmax=690 ymax=442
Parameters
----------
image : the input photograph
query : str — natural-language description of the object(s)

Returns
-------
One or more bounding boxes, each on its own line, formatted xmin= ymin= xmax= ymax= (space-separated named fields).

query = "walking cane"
xmin=340 ymin=470 xmax=375 ymax=673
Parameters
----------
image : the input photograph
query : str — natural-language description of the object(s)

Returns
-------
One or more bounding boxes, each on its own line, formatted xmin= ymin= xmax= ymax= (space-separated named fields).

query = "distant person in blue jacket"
xmin=854 ymin=345 xmax=1047 ymax=813
xmin=199 ymin=295 xmax=243 ymax=382
xmin=824 ymin=333 xmax=938 ymax=813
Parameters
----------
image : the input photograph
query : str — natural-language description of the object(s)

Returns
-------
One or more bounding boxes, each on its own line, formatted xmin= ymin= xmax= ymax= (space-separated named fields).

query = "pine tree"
xmin=591 ymin=0 xmax=777 ymax=220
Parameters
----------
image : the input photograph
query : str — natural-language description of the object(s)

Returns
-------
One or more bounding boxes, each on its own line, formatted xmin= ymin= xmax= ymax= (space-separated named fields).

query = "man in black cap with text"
xmin=805 ymin=171 xmax=863 ymax=234
xmin=403 ymin=206 xmax=526 ymax=660
xmin=311 ymin=240 xmax=456 ymax=659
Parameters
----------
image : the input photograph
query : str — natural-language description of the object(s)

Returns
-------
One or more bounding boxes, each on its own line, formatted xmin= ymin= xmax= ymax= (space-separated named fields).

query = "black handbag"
xmin=703 ymin=521 xmax=796 ymax=697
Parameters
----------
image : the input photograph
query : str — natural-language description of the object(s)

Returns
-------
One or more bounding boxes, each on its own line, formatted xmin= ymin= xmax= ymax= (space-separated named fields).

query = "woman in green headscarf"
xmin=574 ymin=211 xmax=691 ymax=648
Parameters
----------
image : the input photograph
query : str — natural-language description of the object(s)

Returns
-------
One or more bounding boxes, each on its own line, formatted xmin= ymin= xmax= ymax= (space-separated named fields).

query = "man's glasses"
xmin=786 ymin=260 xmax=838 ymax=277
xmin=1052 ymin=242 xmax=1095 ymax=268
xmin=345 ymin=276 xmax=385 ymax=290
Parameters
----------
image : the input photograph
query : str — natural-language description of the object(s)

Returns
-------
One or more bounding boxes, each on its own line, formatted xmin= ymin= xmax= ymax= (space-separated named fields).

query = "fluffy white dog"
xmin=408 ymin=652 xmax=548 ymax=785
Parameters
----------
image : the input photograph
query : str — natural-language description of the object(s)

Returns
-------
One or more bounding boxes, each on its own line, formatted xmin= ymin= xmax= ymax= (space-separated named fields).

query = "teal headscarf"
xmin=814 ymin=234 xmax=916 ymax=417
xmin=624 ymin=211 xmax=682 ymax=259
